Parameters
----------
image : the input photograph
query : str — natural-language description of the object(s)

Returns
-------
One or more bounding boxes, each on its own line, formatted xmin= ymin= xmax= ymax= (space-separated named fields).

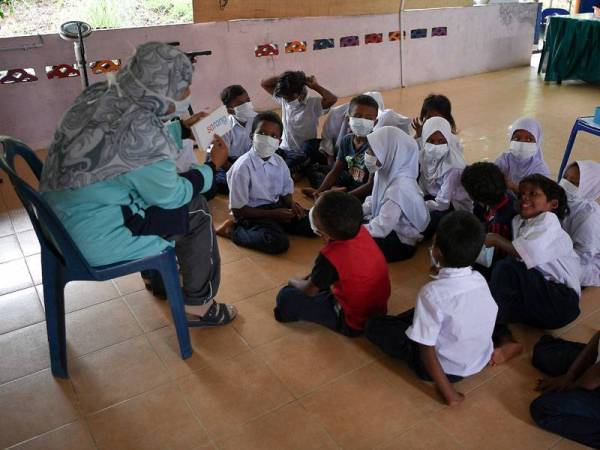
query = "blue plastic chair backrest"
xmin=0 ymin=137 xmax=95 ymax=277
xmin=540 ymin=8 xmax=570 ymax=24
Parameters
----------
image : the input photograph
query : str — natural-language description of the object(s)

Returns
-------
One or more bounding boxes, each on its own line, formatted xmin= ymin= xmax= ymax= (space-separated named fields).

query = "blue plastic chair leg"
xmin=160 ymin=261 xmax=192 ymax=359
xmin=41 ymin=249 xmax=69 ymax=378
xmin=557 ymin=121 xmax=579 ymax=181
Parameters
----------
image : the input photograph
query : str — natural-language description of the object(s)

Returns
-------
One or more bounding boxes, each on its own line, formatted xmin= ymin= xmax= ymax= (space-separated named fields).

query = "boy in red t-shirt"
xmin=274 ymin=191 xmax=391 ymax=336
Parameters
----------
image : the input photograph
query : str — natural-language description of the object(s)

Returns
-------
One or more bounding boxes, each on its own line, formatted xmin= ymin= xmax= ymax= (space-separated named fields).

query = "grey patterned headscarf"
xmin=40 ymin=42 xmax=194 ymax=192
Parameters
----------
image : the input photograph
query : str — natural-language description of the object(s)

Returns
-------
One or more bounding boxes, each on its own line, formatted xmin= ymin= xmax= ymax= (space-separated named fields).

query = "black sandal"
xmin=186 ymin=302 xmax=237 ymax=328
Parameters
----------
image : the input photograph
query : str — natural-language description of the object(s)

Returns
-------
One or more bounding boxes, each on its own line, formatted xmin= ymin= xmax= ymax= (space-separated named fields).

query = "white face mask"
xmin=308 ymin=207 xmax=322 ymax=236
xmin=349 ymin=117 xmax=375 ymax=137
xmin=364 ymin=153 xmax=380 ymax=173
xmin=424 ymin=143 xmax=449 ymax=160
xmin=253 ymin=133 xmax=280 ymax=158
xmin=233 ymin=101 xmax=256 ymax=122
xmin=559 ymin=178 xmax=579 ymax=197
xmin=509 ymin=141 xmax=537 ymax=160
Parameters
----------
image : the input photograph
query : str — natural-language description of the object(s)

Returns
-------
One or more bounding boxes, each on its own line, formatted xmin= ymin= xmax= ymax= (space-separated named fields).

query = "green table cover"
xmin=542 ymin=14 xmax=600 ymax=83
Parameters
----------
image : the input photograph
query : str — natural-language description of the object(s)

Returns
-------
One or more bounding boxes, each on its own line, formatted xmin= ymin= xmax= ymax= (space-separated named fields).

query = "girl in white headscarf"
xmin=560 ymin=160 xmax=600 ymax=287
xmin=495 ymin=117 xmax=551 ymax=193
xmin=362 ymin=127 xmax=430 ymax=262
xmin=419 ymin=117 xmax=472 ymax=238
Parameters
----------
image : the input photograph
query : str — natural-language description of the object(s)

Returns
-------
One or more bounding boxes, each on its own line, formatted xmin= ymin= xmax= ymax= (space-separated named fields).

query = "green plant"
xmin=0 ymin=0 xmax=16 ymax=18
xmin=83 ymin=0 xmax=129 ymax=29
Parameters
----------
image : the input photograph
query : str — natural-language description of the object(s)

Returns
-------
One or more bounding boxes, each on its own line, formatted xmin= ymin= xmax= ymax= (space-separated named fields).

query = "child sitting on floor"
xmin=495 ymin=117 xmax=550 ymax=193
xmin=261 ymin=71 xmax=337 ymax=174
xmin=365 ymin=211 xmax=498 ymax=406
xmin=215 ymin=85 xmax=256 ymax=194
xmin=302 ymin=94 xmax=379 ymax=200
xmin=530 ymin=332 xmax=600 ymax=448
xmin=419 ymin=117 xmax=472 ymax=238
xmin=411 ymin=94 xmax=460 ymax=150
xmin=485 ymin=174 xmax=581 ymax=365
xmin=560 ymin=160 xmax=600 ymax=287
xmin=216 ymin=111 xmax=315 ymax=254
xmin=274 ymin=191 xmax=390 ymax=336
xmin=363 ymin=127 xmax=430 ymax=262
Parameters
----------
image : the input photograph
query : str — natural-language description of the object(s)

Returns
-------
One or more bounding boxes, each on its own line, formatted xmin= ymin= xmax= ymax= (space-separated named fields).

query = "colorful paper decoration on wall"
xmin=340 ymin=36 xmax=359 ymax=47
xmin=365 ymin=33 xmax=383 ymax=44
xmin=285 ymin=41 xmax=307 ymax=53
xmin=255 ymin=44 xmax=279 ymax=57
xmin=0 ymin=68 xmax=38 ymax=84
xmin=313 ymin=38 xmax=334 ymax=50
xmin=410 ymin=28 xmax=427 ymax=39
xmin=89 ymin=59 xmax=121 ymax=74
xmin=46 ymin=64 xmax=80 ymax=79
xmin=389 ymin=31 xmax=401 ymax=41
xmin=432 ymin=27 xmax=448 ymax=37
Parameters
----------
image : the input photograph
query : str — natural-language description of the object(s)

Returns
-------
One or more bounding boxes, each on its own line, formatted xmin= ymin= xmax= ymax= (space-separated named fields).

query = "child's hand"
xmin=485 ymin=233 xmax=499 ymax=248
xmin=305 ymin=75 xmax=319 ymax=90
xmin=446 ymin=391 xmax=465 ymax=407
xmin=291 ymin=202 xmax=306 ymax=219
xmin=182 ymin=111 xmax=209 ymax=128
xmin=271 ymin=208 xmax=295 ymax=223
xmin=411 ymin=117 xmax=423 ymax=138
xmin=208 ymin=134 xmax=229 ymax=169
xmin=535 ymin=375 xmax=571 ymax=392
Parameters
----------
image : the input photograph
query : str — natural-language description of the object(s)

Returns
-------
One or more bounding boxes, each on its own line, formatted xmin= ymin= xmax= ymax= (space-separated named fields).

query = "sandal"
xmin=186 ymin=302 xmax=237 ymax=328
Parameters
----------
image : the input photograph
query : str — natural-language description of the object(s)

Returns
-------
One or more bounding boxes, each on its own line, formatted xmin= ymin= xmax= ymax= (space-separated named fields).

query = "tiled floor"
xmin=1 ymin=61 xmax=599 ymax=450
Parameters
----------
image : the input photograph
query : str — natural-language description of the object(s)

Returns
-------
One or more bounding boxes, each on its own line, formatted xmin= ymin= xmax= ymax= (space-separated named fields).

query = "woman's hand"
xmin=182 ymin=111 xmax=208 ymax=128
xmin=208 ymin=134 xmax=229 ymax=169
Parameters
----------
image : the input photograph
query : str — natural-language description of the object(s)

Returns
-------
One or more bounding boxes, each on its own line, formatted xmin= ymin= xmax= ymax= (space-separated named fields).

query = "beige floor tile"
xmin=232 ymin=287 xmax=317 ymax=348
xmin=0 ymin=287 xmax=44 ymax=334
xmin=0 ymin=210 xmax=15 ymax=236
xmin=433 ymin=358 xmax=561 ymax=450
xmin=216 ymin=257 xmax=279 ymax=303
xmin=301 ymin=363 xmax=437 ymax=450
xmin=69 ymin=335 xmax=170 ymax=413
xmin=8 ymin=208 xmax=33 ymax=232
xmin=0 ymin=258 xmax=33 ymax=295
xmin=123 ymin=289 xmax=171 ymax=332
xmin=62 ymin=280 xmax=121 ymax=313
xmin=216 ymin=402 xmax=337 ymax=450
xmin=0 ymin=233 xmax=23 ymax=263
xmin=179 ymin=351 xmax=294 ymax=439
xmin=65 ymin=298 xmax=143 ymax=358
xmin=147 ymin=324 xmax=250 ymax=380
xmin=558 ymin=310 xmax=600 ymax=344
xmin=551 ymin=438 xmax=592 ymax=449
xmin=10 ymin=421 xmax=95 ymax=450
xmin=0 ymin=369 xmax=79 ymax=449
xmin=113 ymin=273 xmax=146 ymax=295
xmin=217 ymin=236 xmax=246 ymax=265
xmin=377 ymin=419 xmax=464 ymax=450
xmin=256 ymin=329 xmax=376 ymax=397
xmin=0 ymin=321 xmax=50 ymax=384
xmin=247 ymin=250 xmax=311 ymax=285
xmin=575 ymin=287 xmax=600 ymax=322
xmin=87 ymin=383 xmax=208 ymax=450
xmin=25 ymin=253 xmax=42 ymax=285
xmin=16 ymin=229 xmax=40 ymax=256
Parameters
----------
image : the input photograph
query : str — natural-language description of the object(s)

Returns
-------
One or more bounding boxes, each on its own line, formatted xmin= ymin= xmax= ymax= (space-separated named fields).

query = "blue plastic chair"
xmin=557 ymin=117 xmax=600 ymax=181
xmin=0 ymin=137 xmax=192 ymax=378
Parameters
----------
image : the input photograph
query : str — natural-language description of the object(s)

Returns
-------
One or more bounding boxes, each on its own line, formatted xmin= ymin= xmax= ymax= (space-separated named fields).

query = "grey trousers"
xmin=169 ymin=194 xmax=221 ymax=306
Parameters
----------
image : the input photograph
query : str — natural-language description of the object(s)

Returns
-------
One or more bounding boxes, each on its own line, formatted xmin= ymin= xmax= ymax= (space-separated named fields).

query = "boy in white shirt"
xmin=261 ymin=71 xmax=337 ymax=177
xmin=485 ymin=174 xmax=581 ymax=365
xmin=366 ymin=211 xmax=498 ymax=407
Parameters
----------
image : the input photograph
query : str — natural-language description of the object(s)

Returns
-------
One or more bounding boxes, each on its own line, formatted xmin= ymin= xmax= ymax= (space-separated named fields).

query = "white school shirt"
xmin=419 ymin=168 xmax=472 ymax=212
xmin=562 ymin=199 xmax=600 ymax=287
xmin=222 ymin=115 xmax=253 ymax=160
xmin=227 ymin=148 xmax=294 ymax=209
xmin=406 ymin=267 xmax=498 ymax=377
xmin=512 ymin=212 xmax=582 ymax=296
xmin=363 ymin=197 xmax=426 ymax=245
xmin=273 ymin=95 xmax=324 ymax=155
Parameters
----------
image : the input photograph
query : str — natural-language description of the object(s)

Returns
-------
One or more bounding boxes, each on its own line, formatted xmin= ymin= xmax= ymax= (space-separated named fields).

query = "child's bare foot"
xmin=301 ymin=187 xmax=317 ymax=199
xmin=216 ymin=219 xmax=235 ymax=239
xmin=490 ymin=341 xmax=523 ymax=366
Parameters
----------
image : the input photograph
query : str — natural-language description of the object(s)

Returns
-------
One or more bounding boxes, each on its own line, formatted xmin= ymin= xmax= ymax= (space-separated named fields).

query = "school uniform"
xmin=273 ymin=95 xmax=325 ymax=170
xmin=215 ymin=115 xmax=254 ymax=194
xmin=419 ymin=117 xmax=472 ymax=239
xmin=363 ymin=127 xmax=430 ymax=262
xmin=366 ymin=267 xmax=498 ymax=382
xmin=227 ymin=148 xmax=314 ymax=254
xmin=530 ymin=335 xmax=600 ymax=449
xmin=490 ymin=212 xmax=581 ymax=339
xmin=275 ymin=226 xmax=390 ymax=335
xmin=495 ymin=117 xmax=551 ymax=185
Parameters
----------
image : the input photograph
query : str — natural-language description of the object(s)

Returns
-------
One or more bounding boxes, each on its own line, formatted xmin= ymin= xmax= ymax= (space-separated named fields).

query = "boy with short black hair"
xmin=366 ymin=211 xmax=498 ymax=407
xmin=261 ymin=71 xmax=337 ymax=174
xmin=274 ymin=191 xmax=390 ymax=336
xmin=216 ymin=84 xmax=256 ymax=193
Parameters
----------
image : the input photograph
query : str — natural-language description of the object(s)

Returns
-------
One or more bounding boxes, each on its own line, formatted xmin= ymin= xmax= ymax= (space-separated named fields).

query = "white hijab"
xmin=577 ymin=160 xmax=600 ymax=201
xmin=367 ymin=127 xmax=429 ymax=231
xmin=420 ymin=116 xmax=466 ymax=183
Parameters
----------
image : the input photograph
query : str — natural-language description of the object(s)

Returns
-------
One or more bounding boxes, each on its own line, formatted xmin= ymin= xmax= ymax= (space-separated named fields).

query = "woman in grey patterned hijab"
xmin=40 ymin=41 xmax=194 ymax=192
